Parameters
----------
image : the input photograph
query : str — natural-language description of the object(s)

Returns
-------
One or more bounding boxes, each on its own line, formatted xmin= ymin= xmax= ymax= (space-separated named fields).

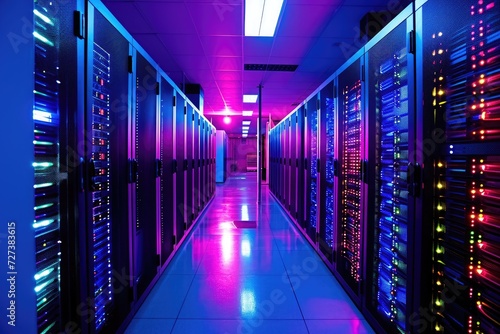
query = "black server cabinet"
xmin=32 ymin=1 xmax=80 ymax=331
xmin=290 ymin=113 xmax=297 ymax=217
xmin=420 ymin=0 xmax=500 ymax=332
xmin=365 ymin=7 xmax=416 ymax=333
xmin=185 ymin=104 xmax=194 ymax=227
xmin=85 ymin=6 xmax=133 ymax=332
xmin=159 ymin=78 xmax=175 ymax=266
xmin=298 ymin=106 xmax=307 ymax=229
xmin=336 ymin=57 xmax=364 ymax=296
xmin=318 ymin=81 xmax=336 ymax=261
xmin=278 ymin=123 xmax=283 ymax=201
xmin=306 ymin=96 xmax=320 ymax=242
xmin=284 ymin=117 xmax=290 ymax=210
xmin=133 ymin=51 xmax=159 ymax=299
xmin=200 ymin=117 xmax=208 ymax=208
xmin=194 ymin=111 xmax=200 ymax=217
xmin=175 ymin=94 xmax=186 ymax=242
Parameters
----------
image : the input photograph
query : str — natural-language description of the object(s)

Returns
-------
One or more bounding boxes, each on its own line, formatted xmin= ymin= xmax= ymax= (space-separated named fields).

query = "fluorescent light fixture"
xmin=223 ymin=116 xmax=231 ymax=124
xmin=243 ymin=94 xmax=258 ymax=103
xmin=242 ymin=126 xmax=250 ymax=131
xmin=242 ymin=133 xmax=248 ymax=138
xmin=245 ymin=0 xmax=284 ymax=37
xmin=242 ymin=120 xmax=251 ymax=125
xmin=242 ymin=111 xmax=254 ymax=116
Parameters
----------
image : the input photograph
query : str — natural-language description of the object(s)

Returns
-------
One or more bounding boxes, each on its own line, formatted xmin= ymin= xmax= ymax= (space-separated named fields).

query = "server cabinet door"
xmin=85 ymin=7 xmax=132 ymax=333
xmin=307 ymin=97 xmax=320 ymax=242
xmin=200 ymin=120 xmax=206 ymax=206
xmin=420 ymin=0 xmax=500 ymax=333
xmin=336 ymin=58 xmax=363 ymax=296
xmin=365 ymin=9 xmax=414 ymax=333
xmin=319 ymin=81 xmax=336 ymax=261
xmin=193 ymin=111 xmax=200 ymax=216
xmin=298 ymin=106 xmax=307 ymax=229
xmin=290 ymin=115 xmax=297 ymax=216
xmin=185 ymin=104 xmax=194 ymax=226
xmin=175 ymin=95 xmax=186 ymax=241
xmin=133 ymin=51 xmax=158 ymax=298
xmin=31 ymin=1 xmax=80 ymax=332
xmin=160 ymin=78 xmax=174 ymax=265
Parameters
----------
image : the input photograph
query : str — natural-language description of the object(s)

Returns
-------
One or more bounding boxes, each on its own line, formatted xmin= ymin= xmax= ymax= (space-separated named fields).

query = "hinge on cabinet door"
xmin=184 ymin=222 xmax=188 ymax=230
xmin=316 ymin=99 xmax=320 ymax=110
xmin=155 ymin=82 xmax=160 ymax=95
xmin=317 ymin=158 xmax=321 ymax=173
xmin=128 ymin=56 xmax=133 ymax=73
xmin=172 ymin=159 xmax=177 ymax=173
xmin=73 ymin=11 xmax=85 ymax=39
xmin=333 ymin=159 xmax=339 ymax=177
xmin=409 ymin=30 xmax=416 ymax=54
xmin=360 ymin=159 xmax=368 ymax=183
xmin=332 ymin=250 xmax=337 ymax=262
xmin=408 ymin=162 xmax=422 ymax=197
xmin=192 ymin=113 xmax=195 ymax=121
xmin=361 ymin=65 xmax=365 ymax=82
xmin=296 ymin=114 xmax=298 ymax=123
xmin=304 ymin=158 xmax=308 ymax=170
xmin=333 ymin=85 xmax=337 ymax=99
xmin=172 ymin=235 xmax=176 ymax=245
xmin=173 ymin=95 xmax=177 ymax=107
xmin=128 ymin=159 xmax=138 ymax=183
xmin=184 ymin=105 xmax=187 ymax=115
xmin=316 ymin=232 xmax=320 ymax=243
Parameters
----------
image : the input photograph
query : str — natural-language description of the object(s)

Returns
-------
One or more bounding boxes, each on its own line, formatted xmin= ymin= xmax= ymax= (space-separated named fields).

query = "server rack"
xmin=419 ymin=0 xmax=500 ymax=332
xmin=364 ymin=6 xmax=417 ymax=332
xmin=159 ymin=78 xmax=175 ymax=266
xmin=193 ymin=111 xmax=200 ymax=217
xmin=85 ymin=5 xmax=135 ymax=332
xmin=307 ymin=95 xmax=320 ymax=242
xmin=175 ymin=94 xmax=186 ymax=241
xmin=132 ymin=50 xmax=159 ymax=299
xmin=185 ymin=104 xmax=194 ymax=227
xmin=290 ymin=113 xmax=297 ymax=217
xmin=32 ymin=2 xmax=66 ymax=332
xmin=318 ymin=81 xmax=336 ymax=261
xmin=300 ymin=105 xmax=308 ymax=229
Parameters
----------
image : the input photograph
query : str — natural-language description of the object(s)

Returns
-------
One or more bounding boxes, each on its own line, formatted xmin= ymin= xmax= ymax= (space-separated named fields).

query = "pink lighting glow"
xmin=223 ymin=116 xmax=231 ymax=124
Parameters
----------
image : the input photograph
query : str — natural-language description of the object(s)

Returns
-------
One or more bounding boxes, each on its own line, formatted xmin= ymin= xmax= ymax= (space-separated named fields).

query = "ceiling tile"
xmin=278 ymin=4 xmax=339 ymax=37
xmin=243 ymin=38 xmax=274 ymax=57
xmin=200 ymin=36 xmax=242 ymax=57
xmin=187 ymin=2 xmax=242 ymax=36
xmin=158 ymin=34 xmax=204 ymax=55
xmin=270 ymin=36 xmax=313 ymax=58
xmin=208 ymin=56 xmax=242 ymax=72
xmin=102 ymin=2 xmax=152 ymax=33
xmin=135 ymin=2 xmax=196 ymax=34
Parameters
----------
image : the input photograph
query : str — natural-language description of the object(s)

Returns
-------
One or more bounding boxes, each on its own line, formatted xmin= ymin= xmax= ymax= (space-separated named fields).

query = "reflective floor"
xmin=125 ymin=174 xmax=374 ymax=334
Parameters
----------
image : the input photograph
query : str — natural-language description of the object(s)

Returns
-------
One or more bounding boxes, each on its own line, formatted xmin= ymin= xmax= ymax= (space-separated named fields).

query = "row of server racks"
xmin=269 ymin=0 xmax=500 ymax=333
xmin=1 ymin=1 xmax=217 ymax=333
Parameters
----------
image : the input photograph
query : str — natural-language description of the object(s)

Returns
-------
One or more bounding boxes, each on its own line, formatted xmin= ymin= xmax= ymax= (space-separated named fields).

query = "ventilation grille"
xmin=244 ymin=64 xmax=298 ymax=72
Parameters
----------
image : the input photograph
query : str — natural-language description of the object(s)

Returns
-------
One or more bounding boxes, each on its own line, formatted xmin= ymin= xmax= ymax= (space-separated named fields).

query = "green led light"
xmin=33 ymin=140 xmax=53 ymax=146
xmin=33 ymin=31 xmax=54 ymax=47
xmin=34 ymin=268 xmax=53 ymax=281
xmin=34 ymin=9 xmax=53 ymax=25
xmin=33 ymin=219 xmax=54 ymax=229
xmin=34 ymin=90 xmax=50 ymax=97
xmin=33 ymin=162 xmax=54 ymax=168
xmin=34 ymin=203 xmax=53 ymax=210
xmin=34 ymin=182 xmax=53 ymax=189
xmin=34 ymin=281 xmax=50 ymax=293
xmin=40 ymin=321 xmax=56 ymax=334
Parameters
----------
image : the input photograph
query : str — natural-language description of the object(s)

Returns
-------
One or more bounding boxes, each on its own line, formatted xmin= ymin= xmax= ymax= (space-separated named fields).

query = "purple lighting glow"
xmin=223 ymin=116 xmax=231 ymax=124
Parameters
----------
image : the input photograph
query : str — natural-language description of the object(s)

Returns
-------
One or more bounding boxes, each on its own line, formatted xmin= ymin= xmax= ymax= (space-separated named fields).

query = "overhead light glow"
xmin=242 ymin=121 xmax=251 ymax=125
xmin=242 ymin=134 xmax=248 ymax=138
xmin=242 ymin=126 xmax=250 ymax=131
xmin=242 ymin=110 xmax=254 ymax=116
xmin=223 ymin=116 xmax=231 ymax=124
xmin=243 ymin=94 xmax=258 ymax=103
xmin=245 ymin=0 xmax=284 ymax=37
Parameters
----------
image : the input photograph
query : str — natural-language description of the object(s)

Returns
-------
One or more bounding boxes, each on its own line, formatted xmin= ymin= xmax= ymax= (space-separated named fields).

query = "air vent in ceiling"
xmin=244 ymin=64 xmax=298 ymax=72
